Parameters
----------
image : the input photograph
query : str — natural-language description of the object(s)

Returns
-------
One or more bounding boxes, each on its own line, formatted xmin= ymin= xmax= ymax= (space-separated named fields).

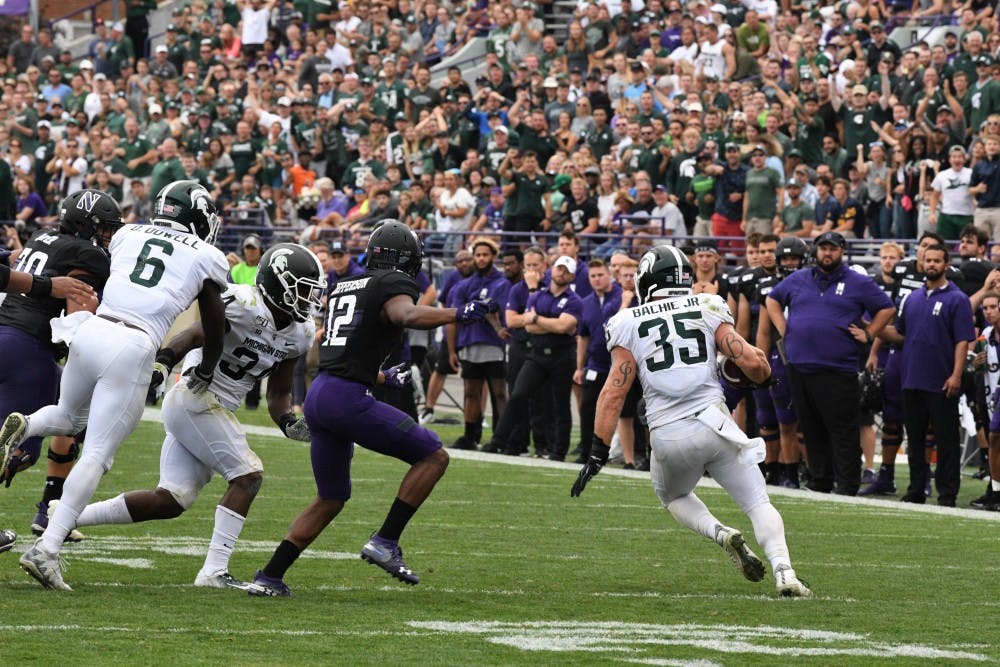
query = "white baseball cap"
xmin=155 ymin=44 xmax=168 ymax=54
xmin=148 ymin=103 xmax=163 ymax=114
xmin=79 ymin=59 xmax=93 ymax=70
xmin=553 ymin=255 xmax=577 ymax=274
xmin=277 ymin=96 xmax=292 ymax=106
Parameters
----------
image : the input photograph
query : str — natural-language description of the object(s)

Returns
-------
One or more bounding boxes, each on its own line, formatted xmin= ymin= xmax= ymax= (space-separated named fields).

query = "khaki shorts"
xmin=974 ymin=207 xmax=1000 ymax=242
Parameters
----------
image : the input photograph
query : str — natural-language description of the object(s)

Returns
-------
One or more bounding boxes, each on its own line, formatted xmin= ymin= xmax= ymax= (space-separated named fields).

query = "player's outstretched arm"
xmin=382 ymin=294 xmax=491 ymax=330
xmin=0 ymin=264 xmax=96 ymax=306
xmin=715 ymin=322 xmax=771 ymax=385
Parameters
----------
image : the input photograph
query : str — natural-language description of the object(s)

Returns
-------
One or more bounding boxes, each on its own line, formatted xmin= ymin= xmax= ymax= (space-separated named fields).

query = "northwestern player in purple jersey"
xmin=753 ymin=237 xmax=808 ymax=488
xmin=858 ymin=241 xmax=904 ymax=495
xmin=247 ymin=220 xmax=493 ymax=596
xmin=0 ymin=190 xmax=118 ymax=549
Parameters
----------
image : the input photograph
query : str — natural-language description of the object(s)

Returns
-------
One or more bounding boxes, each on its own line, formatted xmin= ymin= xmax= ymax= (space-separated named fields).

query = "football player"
xmin=2 ymin=180 xmax=230 ymax=591
xmin=247 ymin=220 xmax=492 ymax=596
xmin=0 ymin=254 xmax=95 ymax=304
xmin=0 ymin=190 xmax=119 ymax=548
xmin=736 ymin=234 xmax=781 ymax=483
xmin=67 ymin=244 xmax=326 ymax=588
xmin=753 ymin=237 xmax=809 ymax=488
xmin=571 ymin=245 xmax=812 ymax=597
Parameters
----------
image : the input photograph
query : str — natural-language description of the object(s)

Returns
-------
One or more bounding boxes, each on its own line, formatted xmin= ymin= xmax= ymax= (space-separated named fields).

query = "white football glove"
xmin=185 ymin=366 xmax=214 ymax=395
xmin=280 ymin=416 xmax=311 ymax=442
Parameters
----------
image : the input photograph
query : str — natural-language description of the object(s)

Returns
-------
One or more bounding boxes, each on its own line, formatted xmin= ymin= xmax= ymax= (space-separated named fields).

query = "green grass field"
xmin=1 ymin=408 xmax=998 ymax=666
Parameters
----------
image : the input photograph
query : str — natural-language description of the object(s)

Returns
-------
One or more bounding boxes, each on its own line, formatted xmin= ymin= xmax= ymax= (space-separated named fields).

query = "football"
xmin=718 ymin=357 xmax=755 ymax=390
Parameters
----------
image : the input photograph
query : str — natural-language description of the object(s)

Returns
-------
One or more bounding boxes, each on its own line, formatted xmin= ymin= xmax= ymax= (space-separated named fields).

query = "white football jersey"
xmin=605 ymin=292 xmax=732 ymax=429
xmin=98 ymin=224 xmax=230 ymax=345
xmin=182 ymin=283 xmax=315 ymax=411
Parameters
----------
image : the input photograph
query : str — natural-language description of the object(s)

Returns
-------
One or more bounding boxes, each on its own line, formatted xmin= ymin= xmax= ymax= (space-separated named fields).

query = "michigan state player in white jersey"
xmin=66 ymin=244 xmax=325 ymax=588
xmin=3 ymin=180 xmax=230 ymax=591
xmin=571 ymin=245 xmax=812 ymax=598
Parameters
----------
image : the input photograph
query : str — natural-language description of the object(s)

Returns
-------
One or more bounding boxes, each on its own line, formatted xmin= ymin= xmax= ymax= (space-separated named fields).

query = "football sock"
xmin=201 ymin=505 xmax=246 ymax=575
xmin=991 ymin=479 xmax=1000 ymax=492
xmin=746 ymin=502 xmax=791 ymax=572
xmin=464 ymin=422 xmax=478 ymax=441
xmin=42 ymin=455 xmax=103 ymax=552
xmin=40 ymin=476 xmax=65 ymax=506
xmin=378 ymin=497 xmax=418 ymax=542
xmin=666 ymin=493 xmax=719 ymax=541
xmin=76 ymin=493 xmax=133 ymax=527
xmin=23 ymin=406 xmax=75 ymax=440
xmin=262 ymin=539 xmax=301 ymax=580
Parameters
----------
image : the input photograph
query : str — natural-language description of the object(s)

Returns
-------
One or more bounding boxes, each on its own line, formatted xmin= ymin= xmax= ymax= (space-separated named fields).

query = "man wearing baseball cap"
xmin=485 ymin=253 xmax=582 ymax=461
xmin=766 ymin=231 xmax=894 ymax=495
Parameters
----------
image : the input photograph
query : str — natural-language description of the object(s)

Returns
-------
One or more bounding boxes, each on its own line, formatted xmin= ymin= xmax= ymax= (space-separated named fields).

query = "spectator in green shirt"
xmin=736 ymin=11 xmax=769 ymax=59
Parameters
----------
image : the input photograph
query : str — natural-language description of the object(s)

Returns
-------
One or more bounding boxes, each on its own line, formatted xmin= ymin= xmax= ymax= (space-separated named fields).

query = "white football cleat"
xmin=717 ymin=527 xmax=766 ymax=582
xmin=20 ymin=538 xmax=71 ymax=591
xmin=0 ymin=412 xmax=28 ymax=462
xmin=194 ymin=570 xmax=250 ymax=590
xmin=775 ymin=565 xmax=813 ymax=598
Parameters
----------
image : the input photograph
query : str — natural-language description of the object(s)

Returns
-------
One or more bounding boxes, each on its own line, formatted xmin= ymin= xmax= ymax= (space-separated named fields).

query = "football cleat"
xmin=858 ymin=466 xmax=896 ymax=496
xmin=38 ymin=500 xmax=85 ymax=542
xmin=361 ymin=534 xmax=419 ymax=585
xmin=0 ymin=412 xmax=29 ymax=461
xmin=19 ymin=538 xmax=72 ymax=591
xmin=247 ymin=570 xmax=292 ymax=597
xmin=775 ymin=565 xmax=813 ymax=598
xmin=0 ymin=528 xmax=15 ymax=554
xmin=717 ymin=527 xmax=766 ymax=583
xmin=195 ymin=570 xmax=250 ymax=590
xmin=418 ymin=408 xmax=435 ymax=425
xmin=969 ymin=486 xmax=996 ymax=510
xmin=450 ymin=436 xmax=477 ymax=450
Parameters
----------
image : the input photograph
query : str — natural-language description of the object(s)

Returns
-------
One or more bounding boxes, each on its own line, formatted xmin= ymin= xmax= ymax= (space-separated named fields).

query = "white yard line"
xmin=138 ymin=407 xmax=1000 ymax=522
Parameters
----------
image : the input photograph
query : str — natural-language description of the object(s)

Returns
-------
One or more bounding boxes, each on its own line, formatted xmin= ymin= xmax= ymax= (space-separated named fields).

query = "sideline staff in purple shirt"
xmin=766 ymin=231 xmax=894 ymax=495
xmin=880 ymin=244 xmax=976 ymax=507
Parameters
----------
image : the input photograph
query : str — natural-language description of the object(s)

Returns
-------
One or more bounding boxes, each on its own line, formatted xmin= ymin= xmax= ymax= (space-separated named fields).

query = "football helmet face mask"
xmin=59 ymin=189 xmax=124 ymax=249
xmin=636 ymin=245 xmax=693 ymax=304
xmin=776 ymin=237 xmax=809 ymax=277
xmin=256 ymin=243 xmax=328 ymax=323
xmin=151 ymin=180 xmax=220 ymax=244
xmin=364 ymin=219 xmax=423 ymax=277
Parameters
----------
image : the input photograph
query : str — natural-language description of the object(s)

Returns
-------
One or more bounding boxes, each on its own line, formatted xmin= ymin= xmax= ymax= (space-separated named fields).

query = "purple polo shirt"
xmin=896 ymin=281 xmax=975 ymax=393
xmin=579 ymin=283 xmax=623 ymax=373
xmin=506 ymin=279 xmax=546 ymax=343
xmin=438 ymin=267 xmax=465 ymax=307
xmin=767 ymin=263 xmax=893 ymax=374
xmin=448 ymin=266 xmax=511 ymax=349
xmin=526 ymin=286 xmax=583 ymax=348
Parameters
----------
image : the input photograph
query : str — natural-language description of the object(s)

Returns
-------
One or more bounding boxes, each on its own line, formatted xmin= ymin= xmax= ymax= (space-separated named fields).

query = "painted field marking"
xmin=137 ymin=408 xmax=1000 ymax=523
xmin=406 ymin=621 xmax=991 ymax=662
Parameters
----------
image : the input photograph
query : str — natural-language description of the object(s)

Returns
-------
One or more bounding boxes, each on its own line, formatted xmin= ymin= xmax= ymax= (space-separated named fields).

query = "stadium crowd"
xmin=2 ymin=0 xmax=1000 ymax=523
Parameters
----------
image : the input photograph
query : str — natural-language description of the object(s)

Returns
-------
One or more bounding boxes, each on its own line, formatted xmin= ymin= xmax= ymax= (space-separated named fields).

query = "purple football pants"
xmin=0 ymin=325 xmax=60 ymax=462
xmin=304 ymin=372 xmax=442 ymax=500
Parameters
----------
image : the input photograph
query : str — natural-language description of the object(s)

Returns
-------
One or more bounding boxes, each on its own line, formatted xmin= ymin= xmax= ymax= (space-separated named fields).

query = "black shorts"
xmin=434 ymin=340 xmax=456 ymax=375
xmin=460 ymin=360 xmax=506 ymax=380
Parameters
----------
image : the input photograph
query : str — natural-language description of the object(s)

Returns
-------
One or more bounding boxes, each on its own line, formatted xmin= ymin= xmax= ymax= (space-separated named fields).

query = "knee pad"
xmin=47 ymin=440 xmax=81 ymax=464
xmin=163 ymin=484 xmax=199 ymax=511
xmin=760 ymin=430 xmax=780 ymax=443
xmin=882 ymin=422 xmax=902 ymax=447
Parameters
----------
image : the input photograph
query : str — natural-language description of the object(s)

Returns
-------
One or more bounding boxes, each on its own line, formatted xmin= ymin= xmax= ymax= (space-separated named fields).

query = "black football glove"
xmin=147 ymin=361 xmax=168 ymax=404
xmin=571 ymin=436 xmax=611 ymax=497
xmin=1 ymin=442 xmax=39 ymax=488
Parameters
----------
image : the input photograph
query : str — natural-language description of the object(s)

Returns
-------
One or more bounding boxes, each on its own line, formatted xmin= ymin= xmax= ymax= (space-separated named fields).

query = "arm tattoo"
xmin=722 ymin=333 xmax=744 ymax=359
xmin=612 ymin=359 xmax=634 ymax=388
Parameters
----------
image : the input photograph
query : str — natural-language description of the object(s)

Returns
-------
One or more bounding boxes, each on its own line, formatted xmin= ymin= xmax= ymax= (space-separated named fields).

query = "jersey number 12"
xmin=323 ymin=294 xmax=357 ymax=347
